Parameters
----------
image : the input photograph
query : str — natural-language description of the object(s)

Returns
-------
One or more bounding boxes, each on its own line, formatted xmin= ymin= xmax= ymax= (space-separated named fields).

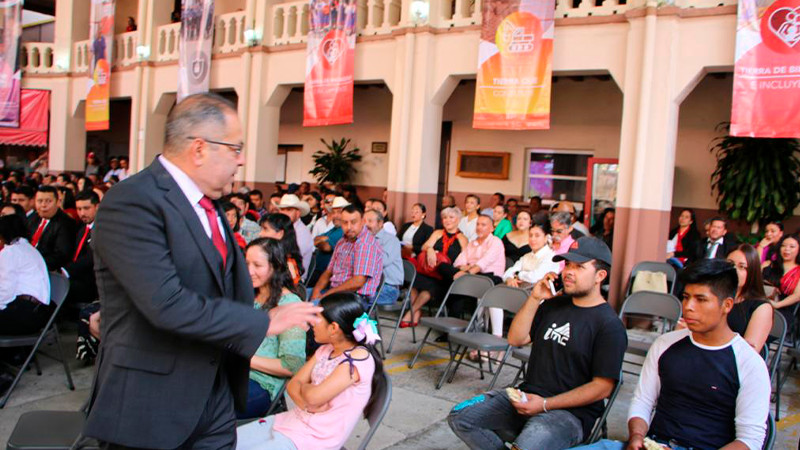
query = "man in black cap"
xmin=448 ymin=237 xmax=627 ymax=450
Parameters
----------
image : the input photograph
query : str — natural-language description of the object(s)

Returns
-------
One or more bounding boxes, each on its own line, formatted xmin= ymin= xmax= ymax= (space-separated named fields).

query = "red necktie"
xmin=74 ymin=225 xmax=90 ymax=262
xmin=31 ymin=219 xmax=48 ymax=247
xmin=198 ymin=196 xmax=227 ymax=267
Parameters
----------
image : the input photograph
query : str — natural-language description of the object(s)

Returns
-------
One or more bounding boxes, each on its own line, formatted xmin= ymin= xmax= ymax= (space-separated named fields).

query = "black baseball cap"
xmin=553 ymin=236 xmax=612 ymax=266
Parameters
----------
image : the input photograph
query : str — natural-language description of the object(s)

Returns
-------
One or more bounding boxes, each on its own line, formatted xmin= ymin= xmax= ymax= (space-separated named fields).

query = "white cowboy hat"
xmin=277 ymin=194 xmax=311 ymax=217
xmin=330 ymin=196 xmax=351 ymax=209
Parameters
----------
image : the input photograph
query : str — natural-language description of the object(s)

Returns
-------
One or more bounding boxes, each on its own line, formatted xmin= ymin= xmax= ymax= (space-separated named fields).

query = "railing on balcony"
xmin=23 ymin=0 xmax=740 ymax=74
xmin=114 ymin=31 xmax=138 ymax=68
xmin=20 ymin=42 xmax=56 ymax=74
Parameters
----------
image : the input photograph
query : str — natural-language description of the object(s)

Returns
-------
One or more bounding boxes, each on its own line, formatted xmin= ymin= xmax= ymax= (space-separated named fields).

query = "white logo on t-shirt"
xmin=544 ymin=322 xmax=570 ymax=346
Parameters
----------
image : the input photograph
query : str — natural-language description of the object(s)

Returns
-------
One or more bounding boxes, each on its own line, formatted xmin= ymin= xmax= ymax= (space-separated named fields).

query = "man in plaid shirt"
xmin=310 ymin=204 xmax=383 ymax=306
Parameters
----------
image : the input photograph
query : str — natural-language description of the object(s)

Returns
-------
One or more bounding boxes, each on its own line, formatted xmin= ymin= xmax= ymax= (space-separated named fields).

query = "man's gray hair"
xmin=164 ymin=93 xmax=237 ymax=155
xmin=550 ymin=211 xmax=573 ymax=226
xmin=365 ymin=208 xmax=384 ymax=222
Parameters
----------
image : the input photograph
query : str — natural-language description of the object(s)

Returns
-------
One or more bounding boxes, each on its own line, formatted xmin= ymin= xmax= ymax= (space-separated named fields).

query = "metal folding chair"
xmin=618 ymin=291 xmax=682 ymax=375
xmin=763 ymin=412 xmax=776 ymax=450
xmin=407 ymin=274 xmax=495 ymax=369
xmin=369 ymin=260 xmax=417 ymax=354
xmin=265 ymin=380 xmax=288 ymax=416
xmin=303 ymin=250 xmax=317 ymax=284
xmin=767 ymin=309 xmax=788 ymax=421
xmin=437 ymin=285 xmax=529 ymax=390
xmin=583 ymin=370 xmax=624 ymax=445
xmin=366 ymin=276 xmax=387 ymax=359
xmin=352 ymin=372 xmax=393 ymax=450
xmin=0 ymin=272 xmax=74 ymax=408
xmin=625 ymin=261 xmax=678 ymax=295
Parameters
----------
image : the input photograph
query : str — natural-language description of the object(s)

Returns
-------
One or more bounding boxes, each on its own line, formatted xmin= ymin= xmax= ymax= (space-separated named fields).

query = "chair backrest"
xmin=435 ymin=274 xmax=495 ymax=317
xmin=763 ymin=412 xmax=775 ymax=450
xmin=767 ymin=310 xmax=787 ymax=381
xmin=48 ymin=272 xmax=69 ymax=307
xmin=402 ymin=259 xmax=417 ymax=288
xmin=297 ymin=283 xmax=308 ymax=301
xmin=357 ymin=371 xmax=392 ymax=450
xmin=505 ymin=257 xmax=515 ymax=270
xmin=585 ymin=370 xmax=623 ymax=444
xmin=367 ymin=275 xmax=386 ymax=317
xmin=303 ymin=251 xmax=317 ymax=284
xmin=618 ymin=291 xmax=682 ymax=326
xmin=464 ymin=285 xmax=529 ymax=332
xmin=627 ymin=261 xmax=677 ymax=294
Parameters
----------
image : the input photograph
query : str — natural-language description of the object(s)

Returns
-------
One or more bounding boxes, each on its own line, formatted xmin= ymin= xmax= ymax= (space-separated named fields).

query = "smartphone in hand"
xmin=548 ymin=275 xmax=563 ymax=296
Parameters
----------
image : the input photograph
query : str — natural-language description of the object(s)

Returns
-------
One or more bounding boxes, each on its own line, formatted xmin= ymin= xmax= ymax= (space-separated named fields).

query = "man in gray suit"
xmin=85 ymin=93 xmax=321 ymax=449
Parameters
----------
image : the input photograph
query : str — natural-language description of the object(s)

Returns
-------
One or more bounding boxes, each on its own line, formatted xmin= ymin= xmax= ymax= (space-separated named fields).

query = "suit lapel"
xmin=152 ymin=158 xmax=225 ymax=293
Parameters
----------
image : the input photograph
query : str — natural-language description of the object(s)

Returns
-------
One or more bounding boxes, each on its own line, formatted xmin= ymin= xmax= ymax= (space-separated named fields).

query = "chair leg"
xmin=775 ymin=356 xmax=796 ymax=421
xmin=53 ymin=326 xmax=75 ymax=390
xmin=436 ymin=345 xmax=461 ymax=390
xmin=512 ymin=362 xmax=526 ymax=386
xmin=388 ymin=297 xmax=411 ymax=354
xmin=408 ymin=329 xmax=433 ymax=369
xmin=488 ymin=347 xmax=511 ymax=390
xmin=0 ymin=345 xmax=39 ymax=408
xmin=447 ymin=346 xmax=470 ymax=384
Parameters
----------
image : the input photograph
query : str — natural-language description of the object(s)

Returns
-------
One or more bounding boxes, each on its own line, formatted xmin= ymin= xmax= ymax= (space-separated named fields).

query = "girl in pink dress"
xmin=236 ymin=293 xmax=386 ymax=450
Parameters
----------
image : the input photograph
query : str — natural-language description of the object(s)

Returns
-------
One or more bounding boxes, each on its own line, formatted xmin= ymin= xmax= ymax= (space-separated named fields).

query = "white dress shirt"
xmin=383 ymin=221 xmax=397 ymax=236
xmin=459 ymin=215 xmax=478 ymax=242
xmin=311 ymin=215 xmax=334 ymax=238
xmin=401 ymin=223 xmax=419 ymax=246
xmin=503 ymin=245 xmax=560 ymax=283
xmin=159 ymin=155 xmax=225 ymax=242
xmin=0 ymin=238 xmax=50 ymax=309
xmin=294 ymin=219 xmax=313 ymax=272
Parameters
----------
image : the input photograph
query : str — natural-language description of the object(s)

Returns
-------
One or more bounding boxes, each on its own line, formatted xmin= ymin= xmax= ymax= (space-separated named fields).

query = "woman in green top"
xmin=240 ymin=237 xmax=307 ymax=419
xmin=492 ymin=204 xmax=513 ymax=239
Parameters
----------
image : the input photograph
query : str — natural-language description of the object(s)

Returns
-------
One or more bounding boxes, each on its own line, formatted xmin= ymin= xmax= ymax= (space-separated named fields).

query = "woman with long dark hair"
xmin=237 ymin=292 xmax=386 ymax=449
xmin=666 ymin=208 xmax=701 ymax=267
xmin=725 ymin=244 xmax=773 ymax=353
xmin=259 ymin=213 xmax=304 ymax=285
xmin=764 ymin=234 xmax=800 ymax=327
xmin=240 ymin=238 xmax=306 ymax=419
xmin=756 ymin=221 xmax=784 ymax=268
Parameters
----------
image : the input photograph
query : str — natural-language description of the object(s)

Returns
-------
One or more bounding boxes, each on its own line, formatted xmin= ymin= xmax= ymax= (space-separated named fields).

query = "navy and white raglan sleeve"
xmin=732 ymin=337 xmax=771 ymax=450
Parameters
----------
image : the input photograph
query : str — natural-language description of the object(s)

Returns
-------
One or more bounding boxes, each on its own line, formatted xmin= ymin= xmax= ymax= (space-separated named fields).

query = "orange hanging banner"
xmin=85 ymin=0 xmax=114 ymax=131
xmin=303 ymin=0 xmax=357 ymax=127
xmin=473 ymin=0 xmax=555 ymax=130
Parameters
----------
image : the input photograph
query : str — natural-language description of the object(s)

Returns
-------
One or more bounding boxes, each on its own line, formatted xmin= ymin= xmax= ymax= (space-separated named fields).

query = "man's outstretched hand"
xmin=267 ymin=302 xmax=323 ymax=336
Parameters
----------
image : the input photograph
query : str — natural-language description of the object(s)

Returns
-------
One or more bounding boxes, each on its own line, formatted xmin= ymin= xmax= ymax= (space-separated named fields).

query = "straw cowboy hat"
xmin=277 ymin=194 xmax=310 ymax=217
xmin=329 ymin=196 xmax=351 ymax=209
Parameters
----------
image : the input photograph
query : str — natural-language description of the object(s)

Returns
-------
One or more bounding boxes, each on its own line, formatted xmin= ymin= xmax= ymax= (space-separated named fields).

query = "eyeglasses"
xmin=552 ymin=227 xmax=569 ymax=235
xmin=187 ymin=136 xmax=244 ymax=155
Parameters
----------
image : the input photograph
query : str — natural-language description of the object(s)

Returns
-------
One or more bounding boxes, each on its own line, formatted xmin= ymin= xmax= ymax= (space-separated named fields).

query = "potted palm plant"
xmin=709 ymin=123 xmax=800 ymax=234
xmin=309 ymin=138 xmax=362 ymax=185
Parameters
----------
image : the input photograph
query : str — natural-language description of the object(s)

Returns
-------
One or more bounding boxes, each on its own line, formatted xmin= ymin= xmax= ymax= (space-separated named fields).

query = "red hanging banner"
xmin=303 ymin=0 xmax=357 ymax=127
xmin=0 ymin=0 xmax=23 ymax=128
xmin=0 ymin=89 xmax=50 ymax=147
xmin=178 ymin=0 xmax=214 ymax=102
xmin=85 ymin=0 xmax=114 ymax=131
xmin=473 ymin=0 xmax=555 ymax=130
xmin=731 ymin=0 xmax=800 ymax=137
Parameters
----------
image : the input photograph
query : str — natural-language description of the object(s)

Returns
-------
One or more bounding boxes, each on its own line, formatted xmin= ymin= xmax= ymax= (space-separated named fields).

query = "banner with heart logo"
xmin=473 ymin=0 xmax=555 ymax=130
xmin=86 ymin=0 xmax=115 ymax=131
xmin=303 ymin=0 xmax=357 ymax=126
xmin=0 ymin=0 xmax=23 ymax=129
xmin=178 ymin=0 xmax=214 ymax=102
xmin=732 ymin=0 xmax=800 ymax=137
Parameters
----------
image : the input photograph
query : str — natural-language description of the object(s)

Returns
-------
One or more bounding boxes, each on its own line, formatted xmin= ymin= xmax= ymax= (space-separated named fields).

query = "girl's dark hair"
xmin=259 ymin=213 xmax=304 ymax=278
xmin=77 ymin=176 xmax=94 ymax=192
xmin=680 ymin=208 xmax=697 ymax=225
xmin=764 ymin=221 xmax=785 ymax=263
xmin=530 ymin=219 xmax=551 ymax=235
xmin=246 ymin=237 xmax=300 ymax=309
xmin=767 ymin=221 xmax=785 ymax=232
xmin=0 ymin=214 xmax=30 ymax=244
xmin=57 ymin=186 xmax=76 ymax=210
xmin=1 ymin=203 xmax=25 ymax=218
xmin=220 ymin=201 xmax=241 ymax=232
xmin=768 ymin=234 xmax=800 ymax=280
xmin=413 ymin=202 xmax=427 ymax=215
xmin=319 ymin=293 xmax=386 ymax=420
xmin=727 ymin=244 xmax=767 ymax=300
xmin=515 ymin=210 xmax=532 ymax=224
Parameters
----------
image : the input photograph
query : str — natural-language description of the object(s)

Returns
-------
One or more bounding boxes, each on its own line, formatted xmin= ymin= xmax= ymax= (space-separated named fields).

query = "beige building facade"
xmin=20 ymin=0 xmax=772 ymax=304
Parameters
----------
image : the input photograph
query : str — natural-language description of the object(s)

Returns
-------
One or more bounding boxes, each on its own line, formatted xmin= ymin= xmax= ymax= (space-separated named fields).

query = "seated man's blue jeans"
xmin=447 ymin=389 xmax=584 ymax=450
xmin=237 ymin=379 xmax=273 ymax=420
xmin=569 ymin=439 xmax=691 ymax=450
xmin=374 ymin=284 xmax=400 ymax=306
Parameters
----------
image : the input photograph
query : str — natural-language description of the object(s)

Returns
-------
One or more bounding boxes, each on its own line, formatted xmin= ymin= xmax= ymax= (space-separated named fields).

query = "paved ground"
xmin=2 ymin=322 xmax=800 ymax=449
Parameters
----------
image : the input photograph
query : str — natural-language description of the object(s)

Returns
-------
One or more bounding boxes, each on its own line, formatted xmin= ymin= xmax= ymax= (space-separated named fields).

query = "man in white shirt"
xmin=277 ymin=194 xmax=313 ymax=272
xmin=459 ymin=194 xmax=481 ymax=242
xmin=571 ymin=259 xmax=770 ymax=450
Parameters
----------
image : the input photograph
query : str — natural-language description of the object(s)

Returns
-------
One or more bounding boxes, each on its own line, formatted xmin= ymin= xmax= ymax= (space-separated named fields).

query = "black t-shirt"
xmin=727 ymin=298 xmax=768 ymax=337
xmin=518 ymin=295 xmax=628 ymax=437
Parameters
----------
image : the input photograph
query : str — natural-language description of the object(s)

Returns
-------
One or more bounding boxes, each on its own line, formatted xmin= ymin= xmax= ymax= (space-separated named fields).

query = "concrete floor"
xmin=2 ymin=324 xmax=800 ymax=449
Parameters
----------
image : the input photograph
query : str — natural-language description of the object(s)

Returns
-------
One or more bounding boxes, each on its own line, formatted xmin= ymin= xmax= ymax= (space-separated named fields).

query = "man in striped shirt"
xmin=310 ymin=204 xmax=383 ymax=307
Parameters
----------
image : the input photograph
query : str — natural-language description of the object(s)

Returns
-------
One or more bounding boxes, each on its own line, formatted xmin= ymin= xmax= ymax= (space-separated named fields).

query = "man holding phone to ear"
xmin=448 ymin=237 xmax=627 ymax=450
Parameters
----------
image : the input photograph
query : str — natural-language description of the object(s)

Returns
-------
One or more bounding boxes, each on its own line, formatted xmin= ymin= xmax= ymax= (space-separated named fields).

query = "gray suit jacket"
xmin=84 ymin=158 xmax=269 ymax=448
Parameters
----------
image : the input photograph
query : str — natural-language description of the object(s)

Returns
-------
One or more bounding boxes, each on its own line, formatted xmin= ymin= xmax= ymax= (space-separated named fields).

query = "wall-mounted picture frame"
xmin=456 ymin=151 xmax=510 ymax=179
xmin=371 ymin=142 xmax=388 ymax=154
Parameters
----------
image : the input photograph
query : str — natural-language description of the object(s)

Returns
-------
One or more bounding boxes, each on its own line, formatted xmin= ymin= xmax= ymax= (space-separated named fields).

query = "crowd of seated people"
xmin=2 ymin=158 xmax=794 ymax=449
